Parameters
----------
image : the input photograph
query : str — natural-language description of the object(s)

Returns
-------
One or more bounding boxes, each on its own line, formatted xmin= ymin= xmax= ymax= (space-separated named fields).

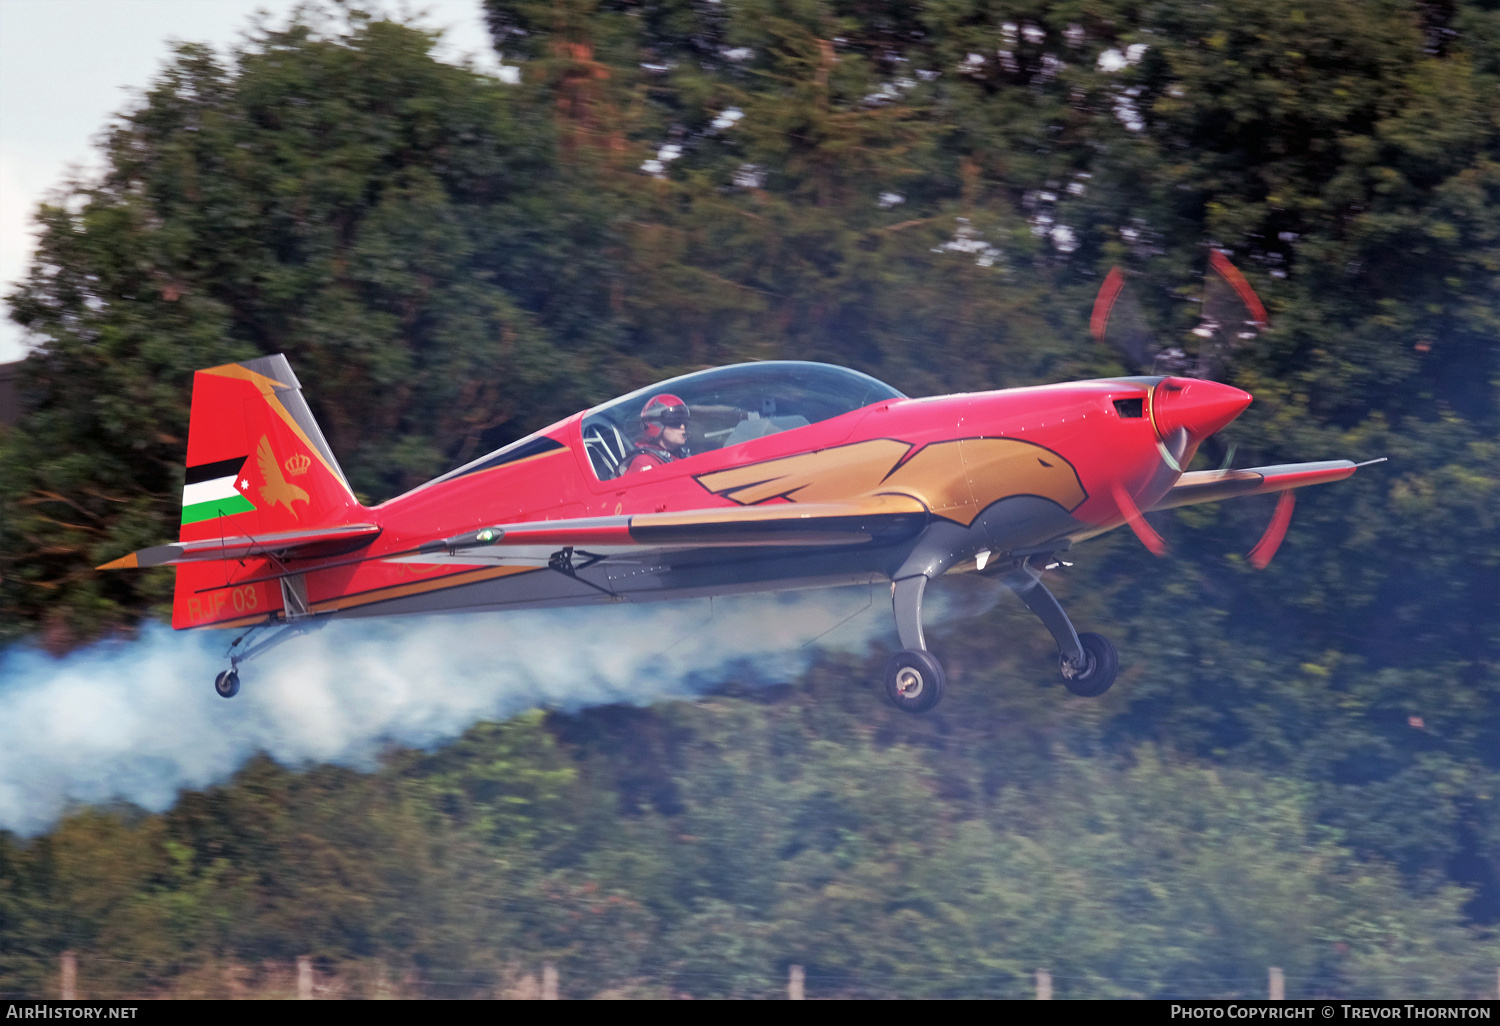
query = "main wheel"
xmin=214 ymin=670 xmax=240 ymax=699
xmin=1060 ymin=633 xmax=1117 ymax=697
xmin=884 ymin=649 xmax=945 ymax=713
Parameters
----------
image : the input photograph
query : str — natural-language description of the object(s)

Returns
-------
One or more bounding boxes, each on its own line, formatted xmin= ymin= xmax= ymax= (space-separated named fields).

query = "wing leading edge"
xmin=398 ymin=496 xmax=931 ymax=566
xmin=98 ymin=524 xmax=382 ymax=569
xmin=1148 ymin=460 xmax=1359 ymax=512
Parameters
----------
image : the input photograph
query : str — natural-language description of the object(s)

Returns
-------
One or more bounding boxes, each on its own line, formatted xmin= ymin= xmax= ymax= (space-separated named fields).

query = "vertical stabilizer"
xmin=172 ymin=355 xmax=366 ymax=628
xmin=180 ymin=354 xmax=360 ymax=540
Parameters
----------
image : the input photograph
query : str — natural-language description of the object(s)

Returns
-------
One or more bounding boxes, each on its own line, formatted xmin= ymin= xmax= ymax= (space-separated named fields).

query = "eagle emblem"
xmin=695 ymin=437 xmax=1086 ymax=525
xmin=257 ymin=434 xmax=310 ymax=518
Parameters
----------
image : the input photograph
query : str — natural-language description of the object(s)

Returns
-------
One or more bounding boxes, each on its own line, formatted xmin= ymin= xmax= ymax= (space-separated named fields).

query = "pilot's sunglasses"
xmin=660 ymin=416 xmax=689 ymax=429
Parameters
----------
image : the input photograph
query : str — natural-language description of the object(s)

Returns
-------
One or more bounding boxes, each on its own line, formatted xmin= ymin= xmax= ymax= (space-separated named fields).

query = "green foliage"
xmin=0 ymin=696 xmax=1492 ymax=998
xmin=2 ymin=13 xmax=578 ymax=644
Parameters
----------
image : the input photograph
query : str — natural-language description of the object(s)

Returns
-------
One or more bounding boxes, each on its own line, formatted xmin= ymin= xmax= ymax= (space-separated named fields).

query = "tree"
xmin=2 ymin=12 xmax=578 ymax=645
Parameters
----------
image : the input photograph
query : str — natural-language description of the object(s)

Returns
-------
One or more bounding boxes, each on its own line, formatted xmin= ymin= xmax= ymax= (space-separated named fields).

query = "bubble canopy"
xmin=581 ymin=361 xmax=906 ymax=480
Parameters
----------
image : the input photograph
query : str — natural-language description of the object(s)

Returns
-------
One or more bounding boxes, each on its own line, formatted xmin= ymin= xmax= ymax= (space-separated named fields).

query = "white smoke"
xmin=0 ymin=583 xmax=998 ymax=836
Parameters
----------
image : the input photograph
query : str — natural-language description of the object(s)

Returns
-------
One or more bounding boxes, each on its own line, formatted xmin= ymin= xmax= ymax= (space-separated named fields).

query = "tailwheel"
xmin=884 ymin=649 xmax=945 ymax=714
xmin=1060 ymin=633 xmax=1117 ymax=697
xmin=214 ymin=670 xmax=241 ymax=699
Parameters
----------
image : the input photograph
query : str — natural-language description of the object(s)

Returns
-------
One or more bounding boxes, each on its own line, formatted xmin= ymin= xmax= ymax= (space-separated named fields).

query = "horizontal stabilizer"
xmin=1149 ymin=460 xmax=1359 ymax=512
xmin=98 ymin=524 xmax=381 ymax=569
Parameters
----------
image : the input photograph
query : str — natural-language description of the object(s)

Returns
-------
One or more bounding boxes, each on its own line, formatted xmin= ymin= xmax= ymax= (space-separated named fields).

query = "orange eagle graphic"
xmin=256 ymin=434 xmax=310 ymax=518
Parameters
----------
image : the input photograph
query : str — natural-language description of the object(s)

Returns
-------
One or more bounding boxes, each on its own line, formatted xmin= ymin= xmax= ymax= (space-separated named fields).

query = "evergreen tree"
xmin=3 ymin=12 xmax=581 ymax=644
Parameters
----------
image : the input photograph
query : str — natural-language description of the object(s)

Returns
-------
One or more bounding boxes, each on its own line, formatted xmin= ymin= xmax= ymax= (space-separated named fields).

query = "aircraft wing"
xmin=97 ymin=498 xmax=925 ymax=574
xmin=1148 ymin=460 xmax=1359 ymax=512
xmin=98 ymin=524 xmax=382 ymax=569
xmin=394 ymin=496 xmax=930 ymax=566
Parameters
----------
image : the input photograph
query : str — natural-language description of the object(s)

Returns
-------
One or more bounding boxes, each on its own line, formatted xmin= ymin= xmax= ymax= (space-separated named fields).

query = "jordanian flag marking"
xmin=182 ymin=456 xmax=255 ymax=525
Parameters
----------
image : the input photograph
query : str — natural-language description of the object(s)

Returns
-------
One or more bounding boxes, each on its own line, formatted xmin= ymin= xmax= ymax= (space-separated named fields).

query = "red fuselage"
xmin=170 ymin=373 xmax=1251 ymax=629
xmin=385 ymin=376 xmax=1247 ymax=539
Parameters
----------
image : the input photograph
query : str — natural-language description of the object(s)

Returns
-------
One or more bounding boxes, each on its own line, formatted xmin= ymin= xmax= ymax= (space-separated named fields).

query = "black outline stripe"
xmin=186 ymin=456 xmax=247 ymax=486
xmin=449 ymin=436 xmax=565 ymax=480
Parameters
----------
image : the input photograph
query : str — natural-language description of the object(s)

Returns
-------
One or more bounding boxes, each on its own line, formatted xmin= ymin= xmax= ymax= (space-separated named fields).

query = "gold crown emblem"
xmin=283 ymin=452 xmax=312 ymax=477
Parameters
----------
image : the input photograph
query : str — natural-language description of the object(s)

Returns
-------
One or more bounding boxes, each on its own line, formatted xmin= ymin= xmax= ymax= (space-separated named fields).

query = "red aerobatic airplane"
xmin=99 ymin=259 xmax=1376 ymax=712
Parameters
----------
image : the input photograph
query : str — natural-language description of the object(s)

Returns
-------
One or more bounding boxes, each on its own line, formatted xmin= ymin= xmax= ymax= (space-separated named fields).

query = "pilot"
xmin=620 ymin=393 xmax=692 ymax=474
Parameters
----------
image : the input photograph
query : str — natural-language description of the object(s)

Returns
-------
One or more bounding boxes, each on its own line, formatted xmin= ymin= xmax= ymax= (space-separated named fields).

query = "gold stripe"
xmin=202 ymin=613 xmax=265 ymax=630
xmin=201 ymin=364 xmax=344 ymax=486
xmin=696 ymin=439 xmax=912 ymax=505
xmin=195 ymin=565 xmax=541 ymax=628
xmin=307 ymin=565 xmax=539 ymax=614
xmin=199 ymin=362 xmax=292 ymax=391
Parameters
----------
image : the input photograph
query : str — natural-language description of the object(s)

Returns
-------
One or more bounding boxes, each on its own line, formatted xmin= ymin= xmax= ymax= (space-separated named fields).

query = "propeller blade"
xmin=1091 ymin=266 xmax=1155 ymax=369
xmin=1091 ymin=267 xmax=1126 ymax=342
xmin=1195 ymin=435 xmax=1235 ymax=471
xmin=1199 ymin=251 xmax=1269 ymax=378
xmin=1246 ymin=489 xmax=1296 ymax=569
xmin=1206 ymin=250 xmax=1269 ymax=327
xmin=1111 ymin=481 xmax=1168 ymax=557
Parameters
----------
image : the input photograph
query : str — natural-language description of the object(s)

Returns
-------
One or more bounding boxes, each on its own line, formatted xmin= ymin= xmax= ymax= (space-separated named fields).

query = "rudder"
xmin=180 ymin=354 xmax=362 ymax=540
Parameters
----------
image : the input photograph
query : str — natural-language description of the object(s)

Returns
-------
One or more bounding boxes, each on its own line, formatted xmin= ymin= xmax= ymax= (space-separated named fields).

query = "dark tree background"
xmin=0 ymin=0 xmax=1495 ymax=998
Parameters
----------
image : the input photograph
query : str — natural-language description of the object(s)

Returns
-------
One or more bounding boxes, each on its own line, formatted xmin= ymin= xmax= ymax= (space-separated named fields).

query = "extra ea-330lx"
xmin=100 ymin=259 xmax=1378 ymax=712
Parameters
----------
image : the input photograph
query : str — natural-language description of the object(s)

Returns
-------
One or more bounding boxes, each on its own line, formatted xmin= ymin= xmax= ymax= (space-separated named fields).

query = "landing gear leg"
xmin=214 ymin=615 xmax=329 ymax=699
xmin=885 ymin=575 xmax=945 ymax=713
xmin=1002 ymin=562 xmax=1118 ymax=697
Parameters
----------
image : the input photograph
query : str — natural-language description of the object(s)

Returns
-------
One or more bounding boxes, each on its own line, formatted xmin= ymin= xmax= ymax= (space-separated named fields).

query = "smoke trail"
xmin=0 ymin=578 xmax=1009 ymax=836
xmin=0 ymin=584 xmax=1007 ymax=837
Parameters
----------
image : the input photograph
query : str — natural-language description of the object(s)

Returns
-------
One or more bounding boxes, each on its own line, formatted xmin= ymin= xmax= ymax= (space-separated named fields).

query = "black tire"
xmin=884 ymin=649 xmax=946 ymax=713
xmin=214 ymin=670 xmax=240 ymax=699
xmin=1061 ymin=633 xmax=1117 ymax=697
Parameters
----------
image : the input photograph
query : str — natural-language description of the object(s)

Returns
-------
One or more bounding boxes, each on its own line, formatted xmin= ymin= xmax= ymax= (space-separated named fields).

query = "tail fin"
xmin=179 ymin=354 xmax=362 ymax=541
xmin=94 ymin=355 xmax=373 ymax=629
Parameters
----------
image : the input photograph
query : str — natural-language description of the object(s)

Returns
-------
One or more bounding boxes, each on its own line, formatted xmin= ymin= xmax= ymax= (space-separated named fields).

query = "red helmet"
xmin=640 ymin=393 xmax=690 ymax=439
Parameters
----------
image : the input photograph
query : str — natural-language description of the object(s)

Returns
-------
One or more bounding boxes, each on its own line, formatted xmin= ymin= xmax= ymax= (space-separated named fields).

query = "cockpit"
xmin=580 ymin=361 xmax=906 ymax=480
